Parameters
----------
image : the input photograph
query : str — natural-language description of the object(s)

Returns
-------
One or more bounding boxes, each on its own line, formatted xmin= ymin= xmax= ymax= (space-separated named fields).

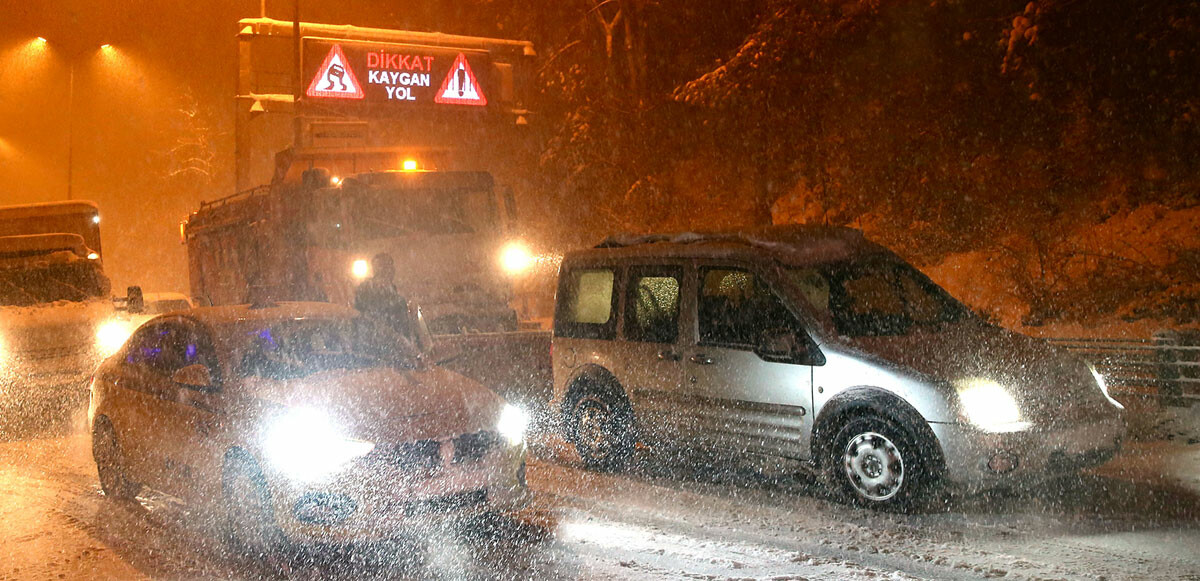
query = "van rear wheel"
xmin=571 ymin=393 xmax=633 ymax=472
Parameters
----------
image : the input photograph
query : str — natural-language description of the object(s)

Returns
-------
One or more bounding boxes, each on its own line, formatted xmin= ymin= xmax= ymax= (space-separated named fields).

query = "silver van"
xmin=549 ymin=226 xmax=1125 ymax=509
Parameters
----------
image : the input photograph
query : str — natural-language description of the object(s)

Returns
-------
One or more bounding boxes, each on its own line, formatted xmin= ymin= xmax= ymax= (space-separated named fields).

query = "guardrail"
xmin=1047 ymin=331 xmax=1200 ymax=407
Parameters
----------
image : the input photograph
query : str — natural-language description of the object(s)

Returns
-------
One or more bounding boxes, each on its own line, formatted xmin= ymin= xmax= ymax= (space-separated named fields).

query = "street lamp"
xmin=34 ymin=38 xmax=115 ymax=200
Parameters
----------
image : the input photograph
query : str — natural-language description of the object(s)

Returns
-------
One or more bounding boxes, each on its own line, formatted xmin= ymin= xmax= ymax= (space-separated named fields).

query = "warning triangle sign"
xmin=306 ymin=44 xmax=365 ymax=99
xmin=435 ymin=53 xmax=487 ymax=106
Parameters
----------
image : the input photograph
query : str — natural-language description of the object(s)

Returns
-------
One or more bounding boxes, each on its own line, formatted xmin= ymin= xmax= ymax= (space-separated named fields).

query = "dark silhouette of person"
xmin=354 ymin=253 xmax=409 ymax=331
xmin=353 ymin=253 xmax=417 ymax=363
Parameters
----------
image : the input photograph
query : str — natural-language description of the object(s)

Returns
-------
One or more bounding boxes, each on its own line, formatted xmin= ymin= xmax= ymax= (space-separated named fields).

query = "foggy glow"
xmin=497 ymin=404 xmax=528 ymax=445
xmin=100 ymin=44 xmax=113 ymax=51
xmin=330 ymin=176 xmax=341 ymax=186
xmin=95 ymin=319 xmax=134 ymax=357
xmin=351 ymin=258 xmax=370 ymax=280
xmin=499 ymin=241 xmax=535 ymax=276
xmin=956 ymin=378 xmax=1028 ymax=432
xmin=402 ymin=158 xmax=419 ymax=171
xmin=263 ymin=407 xmax=375 ymax=482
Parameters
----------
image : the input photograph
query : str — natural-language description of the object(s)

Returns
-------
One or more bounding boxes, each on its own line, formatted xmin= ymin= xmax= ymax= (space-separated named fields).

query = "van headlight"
xmin=955 ymin=378 xmax=1030 ymax=433
xmin=95 ymin=319 xmax=134 ymax=357
xmin=263 ymin=407 xmax=375 ymax=482
xmin=497 ymin=404 xmax=528 ymax=446
xmin=1090 ymin=364 xmax=1125 ymax=410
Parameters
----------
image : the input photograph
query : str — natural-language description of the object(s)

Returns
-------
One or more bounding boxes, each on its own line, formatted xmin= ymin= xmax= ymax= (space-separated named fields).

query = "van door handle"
xmin=657 ymin=349 xmax=680 ymax=361
xmin=689 ymin=354 xmax=714 ymax=365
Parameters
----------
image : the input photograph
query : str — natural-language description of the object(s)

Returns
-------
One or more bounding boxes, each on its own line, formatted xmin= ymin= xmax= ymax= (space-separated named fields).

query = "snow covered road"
xmin=1 ymin=426 xmax=1198 ymax=580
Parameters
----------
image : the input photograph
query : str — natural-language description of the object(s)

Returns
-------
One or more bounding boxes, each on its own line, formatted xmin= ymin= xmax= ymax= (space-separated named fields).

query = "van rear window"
xmin=555 ymin=268 xmax=617 ymax=339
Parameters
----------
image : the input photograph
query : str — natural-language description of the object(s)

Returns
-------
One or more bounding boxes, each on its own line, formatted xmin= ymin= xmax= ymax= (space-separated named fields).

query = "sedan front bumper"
xmin=931 ymin=414 xmax=1126 ymax=492
xmin=267 ymin=442 xmax=531 ymax=543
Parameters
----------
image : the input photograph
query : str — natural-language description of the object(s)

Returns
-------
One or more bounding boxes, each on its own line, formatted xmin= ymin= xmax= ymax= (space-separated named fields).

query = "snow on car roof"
xmin=585 ymin=224 xmax=890 ymax=266
xmin=182 ymin=301 xmax=357 ymax=327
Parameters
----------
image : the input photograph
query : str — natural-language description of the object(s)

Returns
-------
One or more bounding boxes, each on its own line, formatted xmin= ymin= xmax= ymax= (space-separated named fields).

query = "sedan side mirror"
xmin=755 ymin=328 xmax=825 ymax=366
xmin=172 ymin=364 xmax=213 ymax=390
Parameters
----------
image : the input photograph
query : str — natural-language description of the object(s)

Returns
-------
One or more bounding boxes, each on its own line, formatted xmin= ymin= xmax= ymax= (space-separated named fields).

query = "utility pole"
xmin=66 ymin=62 xmax=75 ymax=200
xmin=293 ymin=0 xmax=302 ymax=149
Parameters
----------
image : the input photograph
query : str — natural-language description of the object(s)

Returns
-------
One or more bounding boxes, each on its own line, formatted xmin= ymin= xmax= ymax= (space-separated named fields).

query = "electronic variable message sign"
xmin=302 ymin=38 xmax=492 ymax=111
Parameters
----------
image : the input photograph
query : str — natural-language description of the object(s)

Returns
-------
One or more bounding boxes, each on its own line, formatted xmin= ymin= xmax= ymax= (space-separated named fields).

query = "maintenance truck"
xmin=182 ymin=19 xmax=552 ymax=421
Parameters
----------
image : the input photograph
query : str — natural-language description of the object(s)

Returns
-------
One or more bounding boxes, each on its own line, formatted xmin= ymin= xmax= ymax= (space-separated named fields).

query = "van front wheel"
xmin=827 ymin=415 xmax=929 ymax=511
xmin=571 ymin=393 xmax=633 ymax=472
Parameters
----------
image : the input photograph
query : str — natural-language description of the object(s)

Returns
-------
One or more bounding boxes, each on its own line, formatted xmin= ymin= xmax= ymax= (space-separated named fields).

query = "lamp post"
xmin=35 ymin=38 xmax=114 ymax=200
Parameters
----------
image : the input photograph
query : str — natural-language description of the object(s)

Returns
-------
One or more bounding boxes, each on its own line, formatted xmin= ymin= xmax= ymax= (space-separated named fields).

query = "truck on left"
xmin=0 ymin=201 xmax=130 ymax=429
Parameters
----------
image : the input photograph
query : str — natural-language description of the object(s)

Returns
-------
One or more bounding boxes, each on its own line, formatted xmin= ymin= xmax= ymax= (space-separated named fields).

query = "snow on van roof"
xmin=594 ymin=224 xmax=888 ymax=265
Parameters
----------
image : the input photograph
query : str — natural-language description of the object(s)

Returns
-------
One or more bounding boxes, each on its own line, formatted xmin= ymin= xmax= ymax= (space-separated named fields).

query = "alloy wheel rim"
xmin=842 ymin=431 xmax=905 ymax=501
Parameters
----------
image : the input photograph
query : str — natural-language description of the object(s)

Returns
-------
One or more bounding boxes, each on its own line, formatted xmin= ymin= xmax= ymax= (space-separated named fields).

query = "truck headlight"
xmin=497 ymin=404 xmax=528 ymax=446
xmin=956 ymin=378 xmax=1030 ymax=433
xmin=499 ymin=241 xmax=534 ymax=276
xmin=95 ymin=319 xmax=134 ymax=357
xmin=1090 ymin=365 xmax=1125 ymax=410
xmin=263 ymin=407 xmax=375 ymax=482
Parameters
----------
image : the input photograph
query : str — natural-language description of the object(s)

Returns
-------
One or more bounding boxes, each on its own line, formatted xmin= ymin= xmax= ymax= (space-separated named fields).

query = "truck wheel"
xmin=826 ymin=414 xmax=930 ymax=511
xmin=571 ymin=392 xmax=634 ymax=472
xmin=222 ymin=453 xmax=291 ymax=572
xmin=92 ymin=420 xmax=141 ymax=500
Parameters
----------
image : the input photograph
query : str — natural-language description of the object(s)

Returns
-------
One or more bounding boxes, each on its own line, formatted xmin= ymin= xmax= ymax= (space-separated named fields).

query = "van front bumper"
xmin=930 ymin=414 xmax=1125 ymax=492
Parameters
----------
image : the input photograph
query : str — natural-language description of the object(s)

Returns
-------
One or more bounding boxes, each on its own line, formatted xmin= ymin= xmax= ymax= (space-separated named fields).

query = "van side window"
xmin=624 ymin=267 xmax=681 ymax=344
xmin=698 ymin=267 xmax=798 ymax=348
xmin=554 ymin=267 xmax=618 ymax=340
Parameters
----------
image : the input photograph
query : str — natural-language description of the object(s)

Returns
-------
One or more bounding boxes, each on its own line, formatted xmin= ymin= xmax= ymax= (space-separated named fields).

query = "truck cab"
xmin=0 ymin=222 xmax=116 ymax=422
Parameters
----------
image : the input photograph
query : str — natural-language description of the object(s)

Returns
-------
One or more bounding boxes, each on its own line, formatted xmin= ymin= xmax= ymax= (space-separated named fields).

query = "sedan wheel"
xmin=92 ymin=422 xmax=141 ymax=500
xmin=222 ymin=454 xmax=290 ymax=571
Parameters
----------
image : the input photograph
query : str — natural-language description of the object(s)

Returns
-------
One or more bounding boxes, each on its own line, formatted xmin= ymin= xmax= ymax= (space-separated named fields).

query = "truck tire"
xmin=570 ymin=392 xmax=634 ymax=472
xmin=92 ymin=420 xmax=141 ymax=500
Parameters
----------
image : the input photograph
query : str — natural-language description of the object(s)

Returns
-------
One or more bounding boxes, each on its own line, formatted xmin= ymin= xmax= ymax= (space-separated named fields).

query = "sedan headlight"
xmin=263 ymin=407 xmax=375 ymax=483
xmin=1090 ymin=364 xmax=1125 ymax=410
xmin=955 ymin=378 xmax=1030 ymax=433
xmin=95 ymin=319 xmax=134 ymax=357
xmin=497 ymin=404 xmax=528 ymax=446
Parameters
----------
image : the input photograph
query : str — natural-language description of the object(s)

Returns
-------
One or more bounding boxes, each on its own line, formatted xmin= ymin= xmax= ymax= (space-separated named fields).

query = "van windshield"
xmin=787 ymin=260 xmax=969 ymax=337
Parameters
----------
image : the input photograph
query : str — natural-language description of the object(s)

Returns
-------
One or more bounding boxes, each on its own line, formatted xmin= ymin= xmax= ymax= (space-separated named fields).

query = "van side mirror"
xmin=755 ymin=328 xmax=825 ymax=366
xmin=172 ymin=364 xmax=213 ymax=390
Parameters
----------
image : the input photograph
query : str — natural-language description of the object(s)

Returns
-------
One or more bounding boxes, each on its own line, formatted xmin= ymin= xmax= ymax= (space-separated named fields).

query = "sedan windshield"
xmin=788 ymin=260 xmax=969 ymax=337
xmin=233 ymin=318 xmax=416 ymax=380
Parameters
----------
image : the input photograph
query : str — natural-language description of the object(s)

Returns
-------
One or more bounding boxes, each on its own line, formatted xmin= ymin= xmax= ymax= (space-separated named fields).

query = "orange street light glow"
xmin=36 ymin=37 xmax=48 ymax=43
xmin=402 ymin=159 xmax=419 ymax=171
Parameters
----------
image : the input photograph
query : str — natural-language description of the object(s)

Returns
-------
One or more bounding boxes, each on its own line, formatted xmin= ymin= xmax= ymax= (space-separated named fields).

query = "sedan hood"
xmin=241 ymin=365 xmax=504 ymax=442
xmin=847 ymin=320 xmax=1113 ymax=424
